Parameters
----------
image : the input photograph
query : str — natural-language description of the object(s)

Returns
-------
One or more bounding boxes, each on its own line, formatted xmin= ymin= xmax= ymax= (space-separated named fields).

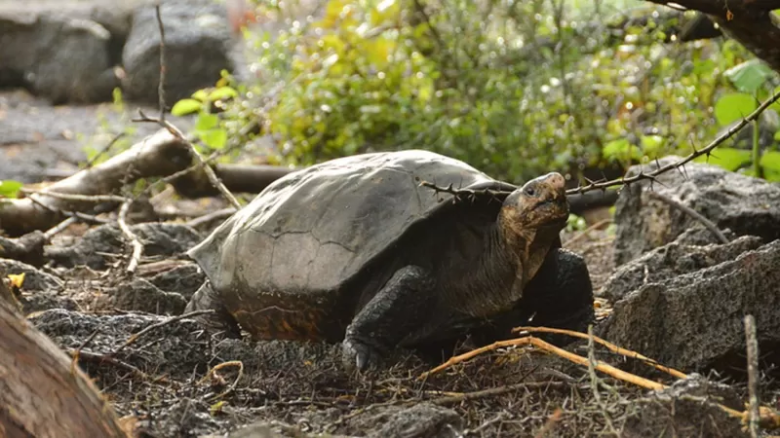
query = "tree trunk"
xmin=0 ymin=295 xmax=127 ymax=438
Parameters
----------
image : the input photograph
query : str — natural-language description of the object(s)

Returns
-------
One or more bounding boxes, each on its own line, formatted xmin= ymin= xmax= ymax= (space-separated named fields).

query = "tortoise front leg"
xmin=342 ymin=265 xmax=436 ymax=370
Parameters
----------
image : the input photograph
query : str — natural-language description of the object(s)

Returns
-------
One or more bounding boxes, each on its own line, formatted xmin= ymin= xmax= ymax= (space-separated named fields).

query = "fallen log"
xmin=0 ymin=287 xmax=128 ymax=438
xmin=0 ymin=129 xmax=191 ymax=237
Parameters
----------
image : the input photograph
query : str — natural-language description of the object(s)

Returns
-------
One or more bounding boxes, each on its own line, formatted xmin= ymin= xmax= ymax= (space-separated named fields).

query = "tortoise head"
xmin=499 ymin=172 xmax=569 ymax=234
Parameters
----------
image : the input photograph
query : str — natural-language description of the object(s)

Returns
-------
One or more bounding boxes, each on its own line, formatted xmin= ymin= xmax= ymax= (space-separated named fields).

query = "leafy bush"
xmin=199 ymin=0 xmax=779 ymax=183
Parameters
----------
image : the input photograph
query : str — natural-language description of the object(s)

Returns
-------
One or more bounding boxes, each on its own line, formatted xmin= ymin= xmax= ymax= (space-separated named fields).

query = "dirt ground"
xmin=11 ymin=216 xmax=766 ymax=438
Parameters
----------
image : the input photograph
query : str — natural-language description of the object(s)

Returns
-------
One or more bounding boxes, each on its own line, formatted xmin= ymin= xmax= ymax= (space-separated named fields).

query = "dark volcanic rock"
xmin=0 ymin=11 xmax=117 ymax=103
xmin=110 ymin=278 xmax=187 ymax=315
xmin=362 ymin=403 xmax=464 ymax=438
xmin=613 ymin=156 xmax=780 ymax=265
xmin=121 ymin=0 xmax=235 ymax=104
xmin=600 ymin=234 xmax=762 ymax=302
xmin=29 ymin=308 xmax=209 ymax=377
xmin=0 ymin=258 xmax=62 ymax=292
xmin=0 ymin=258 xmax=77 ymax=313
xmin=47 ymin=222 xmax=202 ymax=269
xmin=598 ymin=239 xmax=780 ymax=372
xmin=148 ymin=262 xmax=205 ymax=300
xmin=621 ymin=374 xmax=748 ymax=438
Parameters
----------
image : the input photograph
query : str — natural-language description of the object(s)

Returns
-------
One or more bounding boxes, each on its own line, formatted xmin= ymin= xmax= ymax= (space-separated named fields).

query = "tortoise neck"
xmin=448 ymin=224 xmax=525 ymax=318
xmin=496 ymin=220 xmax=559 ymax=290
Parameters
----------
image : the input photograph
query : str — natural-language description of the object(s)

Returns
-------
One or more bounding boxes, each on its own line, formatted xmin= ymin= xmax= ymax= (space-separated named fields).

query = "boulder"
xmin=110 ymin=278 xmax=187 ymax=315
xmin=601 ymin=234 xmax=762 ymax=302
xmin=621 ymin=374 xmax=748 ymax=438
xmin=613 ymin=156 xmax=780 ymax=266
xmin=598 ymin=239 xmax=780 ymax=372
xmin=0 ymin=11 xmax=118 ymax=103
xmin=121 ymin=0 xmax=236 ymax=104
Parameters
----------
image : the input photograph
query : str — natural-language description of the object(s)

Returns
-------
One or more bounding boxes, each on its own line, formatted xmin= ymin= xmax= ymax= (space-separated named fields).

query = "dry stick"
xmin=419 ymin=336 xmax=667 ymax=391
xmin=563 ymin=217 xmax=613 ymax=247
xmin=185 ymin=207 xmax=236 ymax=228
xmin=43 ymin=216 xmax=78 ymax=241
xmin=134 ymin=110 xmax=241 ymax=210
xmin=647 ymin=190 xmax=729 ymax=244
xmin=745 ymin=314 xmax=760 ymax=438
xmin=513 ymin=326 xmax=688 ymax=379
xmin=84 ymin=133 xmax=127 ymax=169
xmin=431 ymin=381 xmax=566 ymax=406
xmin=71 ymin=349 xmax=150 ymax=380
xmin=200 ymin=360 xmax=244 ymax=400
xmin=587 ymin=326 xmax=619 ymax=436
xmin=111 ymin=309 xmax=214 ymax=357
xmin=22 ymin=189 xmax=126 ymax=204
xmin=117 ymin=200 xmax=143 ymax=274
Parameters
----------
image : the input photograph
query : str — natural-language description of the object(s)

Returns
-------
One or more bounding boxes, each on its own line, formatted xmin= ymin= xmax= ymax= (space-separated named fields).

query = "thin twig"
xmin=646 ymin=190 xmax=729 ymax=244
xmin=431 ymin=381 xmax=565 ymax=406
xmin=745 ymin=314 xmax=760 ymax=438
xmin=111 ymin=309 xmax=215 ymax=357
xmin=200 ymin=360 xmax=244 ymax=400
xmin=23 ymin=189 xmax=126 ymax=204
xmin=133 ymin=110 xmax=241 ymax=209
xmin=587 ymin=326 xmax=618 ymax=436
xmin=71 ymin=349 xmax=150 ymax=380
xmin=155 ymin=3 xmax=166 ymax=121
xmin=513 ymin=326 xmax=688 ymax=379
xmin=117 ymin=200 xmax=144 ymax=274
xmin=185 ymin=207 xmax=237 ymax=228
xmin=420 ymin=335 xmax=667 ymax=391
xmin=84 ymin=133 xmax=127 ymax=169
xmin=563 ymin=217 xmax=613 ymax=247
xmin=43 ymin=216 xmax=78 ymax=241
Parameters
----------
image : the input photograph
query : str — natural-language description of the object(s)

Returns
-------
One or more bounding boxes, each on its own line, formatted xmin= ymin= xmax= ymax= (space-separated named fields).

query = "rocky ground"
xmin=4 ymin=153 xmax=780 ymax=437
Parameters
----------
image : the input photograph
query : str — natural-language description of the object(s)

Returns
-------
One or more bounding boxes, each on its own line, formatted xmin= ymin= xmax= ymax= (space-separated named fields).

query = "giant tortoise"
xmin=186 ymin=150 xmax=594 ymax=369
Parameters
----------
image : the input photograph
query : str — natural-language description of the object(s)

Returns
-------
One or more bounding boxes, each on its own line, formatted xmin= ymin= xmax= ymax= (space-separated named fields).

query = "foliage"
xmin=177 ymin=0 xmax=780 ymax=184
xmin=0 ymin=180 xmax=22 ymax=199
xmin=171 ymin=74 xmax=239 ymax=153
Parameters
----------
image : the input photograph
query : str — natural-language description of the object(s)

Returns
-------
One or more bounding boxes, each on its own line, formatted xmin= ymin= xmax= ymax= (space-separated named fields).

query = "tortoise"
xmin=185 ymin=150 xmax=594 ymax=369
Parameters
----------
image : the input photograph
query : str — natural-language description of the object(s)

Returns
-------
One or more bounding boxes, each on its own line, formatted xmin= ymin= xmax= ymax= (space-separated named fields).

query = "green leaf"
xmin=602 ymin=138 xmax=641 ymax=161
xmin=0 ymin=180 xmax=23 ymax=198
xmin=198 ymin=129 xmax=227 ymax=150
xmin=208 ymin=86 xmax=238 ymax=101
xmin=694 ymin=147 xmax=751 ymax=171
xmin=760 ymin=151 xmax=780 ymax=181
xmin=714 ymin=93 xmax=757 ymax=126
xmin=196 ymin=113 xmax=220 ymax=131
xmin=192 ymin=89 xmax=209 ymax=102
xmin=724 ymin=59 xmax=776 ymax=94
xmin=171 ymin=99 xmax=203 ymax=116
xmin=639 ymin=135 xmax=664 ymax=156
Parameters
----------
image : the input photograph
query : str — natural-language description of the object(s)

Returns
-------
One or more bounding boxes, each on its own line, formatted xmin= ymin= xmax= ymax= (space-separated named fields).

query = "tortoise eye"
xmin=524 ymin=186 xmax=536 ymax=196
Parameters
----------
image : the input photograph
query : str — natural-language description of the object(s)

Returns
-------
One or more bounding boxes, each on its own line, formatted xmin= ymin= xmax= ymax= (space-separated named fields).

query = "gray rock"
xmin=0 ymin=11 xmax=117 ymax=103
xmin=47 ymin=222 xmax=202 ymax=269
xmin=0 ymin=258 xmax=63 ymax=291
xmin=598 ymin=239 xmax=780 ymax=372
xmin=121 ymin=0 xmax=236 ymax=104
xmin=621 ymin=374 xmax=748 ymax=438
xmin=601 ymin=234 xmax=762 ymax=302
xmin=613 ymin=156 xmax=780 ymax=265
xmin=148 ymin=262 xmax=205 ymax=299
xmin=359 ymin=403 xmax=463 ymax=438
xmin=110 ymin=278 xmax=187 ymax=315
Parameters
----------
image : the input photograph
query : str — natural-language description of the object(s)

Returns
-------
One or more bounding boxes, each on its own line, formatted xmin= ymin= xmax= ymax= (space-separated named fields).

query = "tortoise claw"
xmin=342 ymin=337 xmax=380 ymax=371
